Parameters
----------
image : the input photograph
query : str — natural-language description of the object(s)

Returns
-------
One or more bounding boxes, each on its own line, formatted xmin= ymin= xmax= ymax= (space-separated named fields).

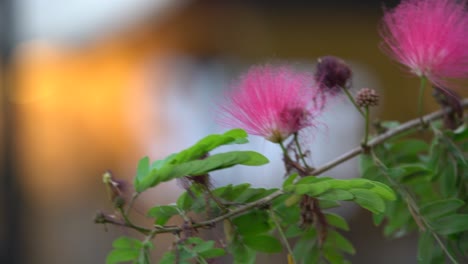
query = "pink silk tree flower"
xmin=218 ymin=65 xmax=324 ymax=143
xmin=380 ymin=0 xmax=468 ymax=89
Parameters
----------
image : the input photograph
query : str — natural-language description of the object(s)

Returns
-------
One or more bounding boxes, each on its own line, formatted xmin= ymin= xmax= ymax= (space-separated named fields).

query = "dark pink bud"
xmin=314 ymin=56 xmax=352 ymax=94
xmin=102 ymin=171 xmax=128 ymax=207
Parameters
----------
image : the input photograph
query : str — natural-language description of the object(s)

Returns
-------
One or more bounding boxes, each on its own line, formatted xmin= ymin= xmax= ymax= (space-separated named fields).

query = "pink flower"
xmin=380 ymin=0 xmax=468 ymax=88
xmin=218 ymin=65 xmax=324 ymax=143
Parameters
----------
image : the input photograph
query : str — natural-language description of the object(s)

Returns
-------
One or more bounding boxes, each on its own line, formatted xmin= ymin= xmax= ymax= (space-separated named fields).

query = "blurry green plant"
xmin=96 ymin=0 xmax=468 ymax=257
xmin=96 ymin=102 xmax=468 ymax=263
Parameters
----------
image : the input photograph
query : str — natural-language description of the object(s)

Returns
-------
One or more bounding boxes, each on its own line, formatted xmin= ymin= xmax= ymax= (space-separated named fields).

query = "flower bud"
xmin=315 ymin=56 xmax=352 ymax=94
xmin=356 ymin=88 xmax=379 ymax=108
xmin=102 ymin=171 xmax=127 ymax=206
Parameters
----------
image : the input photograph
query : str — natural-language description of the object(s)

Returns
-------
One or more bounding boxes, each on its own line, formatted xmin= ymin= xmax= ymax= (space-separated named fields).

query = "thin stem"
xmin=342 ymin=86 xmax=365 ymax=118
xmin=117 ymin=208 xmax=151 ymax=235
xmin=204 ymin=185 xmax=229 ymax=213
xmin=125 ymin=192 xmax=139 ymax=215
xmin=311 ymin=98 xmax=468 ymax=176
xmin=98 ymin=99 xmax=468 ymax=241
xmin=294 ymin=132 xmax=311 ymax=169
xmin=270 ymin=209 xmax=296 ymax=264
xmin=418 ymin=76 xmax=428 ymax=126
xmin=281 ymin=138 xmax=309 ymax=176
xmin=363 ymin=106 xmax=370 ymax=146
xmin=371 ymin=151 xmax=459 ymax=264
xmin=279 ymin=141 xmax=288 ymax=156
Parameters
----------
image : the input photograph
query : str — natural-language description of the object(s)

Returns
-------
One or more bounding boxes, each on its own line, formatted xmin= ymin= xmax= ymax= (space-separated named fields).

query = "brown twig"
xmin=97 ymin=99 xmax=468 ymax=237
xmin=311 ymin=98 xmax=468 ymax=176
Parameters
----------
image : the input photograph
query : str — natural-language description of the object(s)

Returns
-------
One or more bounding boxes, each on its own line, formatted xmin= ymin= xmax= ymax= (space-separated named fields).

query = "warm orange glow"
xmin=14 ymin=38 xmax=166 ymax=201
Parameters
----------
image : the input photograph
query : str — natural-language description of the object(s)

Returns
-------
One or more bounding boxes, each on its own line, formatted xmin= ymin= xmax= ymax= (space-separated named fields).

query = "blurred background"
xmin=2 ymin=0 xmax=459 ymax=263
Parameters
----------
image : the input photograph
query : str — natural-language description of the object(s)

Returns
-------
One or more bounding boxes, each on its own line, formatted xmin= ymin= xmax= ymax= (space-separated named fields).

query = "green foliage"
xmin=285 ymin=176 xmax=396 ymax=214
xmin=147 ymin=205 xmax=179 ymax=225
xmin=419 ymin=199 xmax=464 ymax=219
xmin=159 ymin=237 xmax=225 ymax=264
xmin=417 ymin=232 xmax=443 ymax=264
xmin=107 ymin=237 xmax=153 ymax=264
xmin=326 ymin=213 xmax=350 ymax=231
xmin=359 ymin=123 xmax=468 ymax=262
xmin=243 ymin=235 xmax=282 ymax=253
xmin=134 ymin=129 xmax=269 ymax=192
xmin=98 ymin=121 xmax=468 ymax=264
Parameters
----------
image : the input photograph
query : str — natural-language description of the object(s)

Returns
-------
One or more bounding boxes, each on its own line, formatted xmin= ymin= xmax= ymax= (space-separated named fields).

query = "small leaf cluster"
xmin=107 ymin=237 xmax=153 ymax=264
xmin=97 ymin=117 xmax=467 ymax=263
xmin=134 ymin=129 xmax=268 ymax=192
xmin=98 ymin=128 xmax=404 ymax=264
xmin=360 ymin=122 xmax=468 ymax=263
xmin=278 ymin=174 xmax=395 ymax=263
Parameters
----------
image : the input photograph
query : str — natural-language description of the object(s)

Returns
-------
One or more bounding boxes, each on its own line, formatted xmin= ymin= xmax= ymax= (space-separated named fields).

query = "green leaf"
xmin=295 ymin=176 xmax=323 ymax=184
xmin=420 ymin=199 xmax=464 ymax=220
xmin=192 ymin=240 xmax=215 ymax=253
xmin=432 ymin=214 xmax=468 ymax=235
xmin=199 ymin=248 xmax=225 ymax=259
xmin=137 ymin=246 xmax=151 ymax=264
xmin=178 ymin=245 xmax=197 ymax=260
xmin=361 ymin=166 xmax=382 ymax=181
xmin=285 ymin=225 xmax=303 ymax=238
xmin=441 ymin=134 xmax=467 ymax=166
xmin=284 ymin=194 xmax=302 ymax=207
xmin=372 ymin=213 xmax=385 ymax=226
xmin=318 ymin=199 xmax=341 ymax=209
xmin=427 ymin=139 xmax=444 ymax=172
xmin=283 ymin=173 xmax=298 ymax=189
xmin=323 ymin=246 xmax=345 ymax=264
xmin=453 ymin=124 xmax=468 ymax=140
xmin=230 ymin=240 xmax=256 ymax=264
xmin=293 ymin=180 xmax=332 ymax=196
xmin=319 ymin=189 xmax=354 ymax=201
xmin=327 ymin=178 xmax=374 ymax=190
xmin=216 ymin=183 xmax=251 ymax=201
xmin=134 ymin=157 xmax=150 ymax=191
xmin=234 ymin=188 xmax=265 ymax=203
xmin=368 ymin=181 xmax=396 ymax=201
xmin=142 ymin=151 xmax=269 ymax=189
xmin=134 ymin=129 xmax=254 ymax=192
xmin=359 ymin=154 xmax=375 ymax=175
xmin=232 ymin=210 xmax=272 ymax=237
xmin=168 ymin=129 xmax=249 ymax=164
xmin=396 ymin=164 xmax=433 ymax=183
xmin=389 ymin=139 xmax=429 ymax=161
xmin=350 ymin=189 xmax=385 ymax=214
xmin=440 ymin=156 xmax=458 ymax=197
xmin=417 ymin=231 xmax=434 ymax=264
xmin=106 ymin=237 xmax=146 ymax=264
xmin=326 ymin=230 xmax=355 ymax=254
xmin=112 ymin=236 xmax=142 ymax=249
xmin=151 ymin=154 xmax=176 ymax=170
xmin=290 ymin=177 xmax=393 ymax=200
xmin=294 ymin=236 xmax=319 ymax=264
xmin=147 ymin=205 xmax=179 ymax=225
xmin=284 ymin=176 xmax=333 ymax=194
xmin=325 ymin=213 xmax=349 ymax=231
xmin=176 ymin=192 xmax=192 ymax=211
xmin=106 ymin=249 xmax=139 ymax=264
xmin=159 ymin=252 xmax=175 ymax=264
xmin=273 ymin=196 xmax=300 ymax=224
xmin=383 ymin=200 xmax=413 ymax=237
xmin=243 ymin=235 xmax=282 ymax=253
